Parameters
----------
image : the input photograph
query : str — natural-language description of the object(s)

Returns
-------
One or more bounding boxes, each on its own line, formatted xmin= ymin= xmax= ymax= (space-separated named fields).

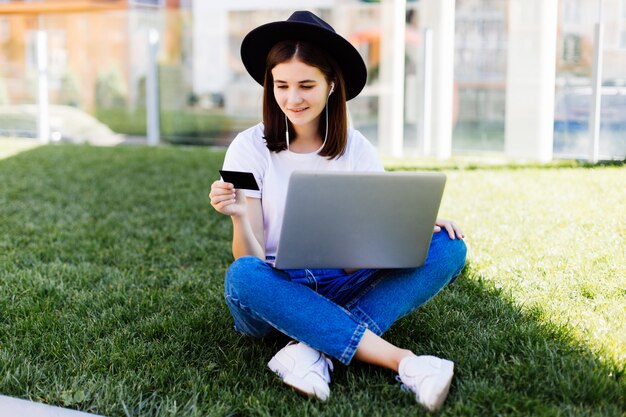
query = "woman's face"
xmin=271 ymin=58 xmax=331 ymax=131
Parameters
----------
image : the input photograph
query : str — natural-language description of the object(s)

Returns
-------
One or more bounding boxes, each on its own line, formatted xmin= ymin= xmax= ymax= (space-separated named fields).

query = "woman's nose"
xmin=287 ymin=89 xmax=303 ymax=105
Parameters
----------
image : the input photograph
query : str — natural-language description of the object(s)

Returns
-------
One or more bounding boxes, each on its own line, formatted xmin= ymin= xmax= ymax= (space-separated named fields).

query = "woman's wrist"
xmin=230 ymin=210 xmax=247 ymax=221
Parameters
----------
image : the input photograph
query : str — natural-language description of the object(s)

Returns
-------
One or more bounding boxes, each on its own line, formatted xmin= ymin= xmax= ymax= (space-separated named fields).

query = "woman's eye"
xmin=301 ymin=85 xmax=313 ymax=89
xmin=275 ymin=85 xmax=287 ymax=89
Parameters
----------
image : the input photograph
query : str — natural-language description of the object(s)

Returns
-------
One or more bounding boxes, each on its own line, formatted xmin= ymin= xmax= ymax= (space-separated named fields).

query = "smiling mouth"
xmin=289 ymin=108 xmax=309 ymax=113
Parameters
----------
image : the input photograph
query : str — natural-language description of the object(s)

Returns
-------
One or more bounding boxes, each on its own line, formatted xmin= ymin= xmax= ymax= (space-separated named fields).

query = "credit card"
xmin=219 ymin=170 xmax=260 ymax=190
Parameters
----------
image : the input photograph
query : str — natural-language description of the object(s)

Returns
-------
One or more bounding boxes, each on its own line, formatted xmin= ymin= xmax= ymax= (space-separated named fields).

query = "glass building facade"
xmin=0 ymin=0 xmax=624 ymax=160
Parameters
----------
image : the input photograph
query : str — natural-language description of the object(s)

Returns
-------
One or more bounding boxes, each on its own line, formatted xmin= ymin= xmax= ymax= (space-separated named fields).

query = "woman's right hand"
xmin=209 ymin=180 xmax=247 ymax=217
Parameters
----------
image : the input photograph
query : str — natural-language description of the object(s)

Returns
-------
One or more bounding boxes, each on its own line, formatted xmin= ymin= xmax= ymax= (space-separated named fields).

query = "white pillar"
xmin=505 ymin=0 xmax=558 ymax=162
xmin=146 ymin=29 xmax=160 ymax=146
xmin=390 ymin=0 xmax=407 ymax=157
xmin=419 ymin=28 xmax=433 ymax=156
xmin=420 ymin=0 xmax=455 ymax=159
xmin=378 ymin=0 xmax=406 ymax=158
xmin=588 ymin=0 xmax=604 ymax=163
xmin=192 ymin=1 xmax=229 ymax=95
xmin=377 ymin=1 xmax=393 ymax=156
xmin=36 ymin=30 xmax=49 ymax=144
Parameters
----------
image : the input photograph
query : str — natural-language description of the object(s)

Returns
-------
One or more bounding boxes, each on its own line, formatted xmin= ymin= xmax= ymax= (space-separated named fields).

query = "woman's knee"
xmin=224 ymin=256 xmax=290 ymax=301
xmin=443 ymin=237 xmax=467 ymax=282
xmin=429 ymin=232 xmax=468 ymax=280
xmin=224 ymin=256 xmax=268 ymax=298
xmin=451 ymin=238 xmax=467 ymax=267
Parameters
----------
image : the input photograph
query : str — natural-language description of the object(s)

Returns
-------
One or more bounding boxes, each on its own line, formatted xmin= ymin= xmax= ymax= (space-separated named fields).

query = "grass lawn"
xmin=0 ymin=144 xmax=624 ymax=417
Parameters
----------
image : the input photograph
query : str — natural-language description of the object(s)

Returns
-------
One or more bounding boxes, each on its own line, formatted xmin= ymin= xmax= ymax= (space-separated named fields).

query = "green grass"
xmin=0 ymin=145 xmax=624 ymax=417
xmin=93 ymin=108 xmax=256 ymax=146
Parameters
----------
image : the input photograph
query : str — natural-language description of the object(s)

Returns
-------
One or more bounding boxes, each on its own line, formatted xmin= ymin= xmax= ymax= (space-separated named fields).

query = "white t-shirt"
xmin=222 ymin=122 xmax=384 ymax=260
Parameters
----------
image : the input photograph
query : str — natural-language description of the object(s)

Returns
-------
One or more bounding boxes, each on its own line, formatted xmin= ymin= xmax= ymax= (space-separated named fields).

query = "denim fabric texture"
xmin=224 ymin=230 xmax=467 ymax=365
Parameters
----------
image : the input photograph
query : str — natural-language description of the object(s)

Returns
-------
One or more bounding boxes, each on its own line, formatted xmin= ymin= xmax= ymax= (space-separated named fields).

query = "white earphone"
xmin=329 ymin=82 xmax=335 ymax=96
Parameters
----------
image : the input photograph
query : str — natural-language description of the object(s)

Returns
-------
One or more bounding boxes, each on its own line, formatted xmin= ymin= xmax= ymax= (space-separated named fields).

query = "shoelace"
xmin=284 ymin=341 xmax=334 ymax=383
xmin=395 ymin=375 xmax=420 ymax=400
xmin=315 ymin=354 xmax=334 ymax=383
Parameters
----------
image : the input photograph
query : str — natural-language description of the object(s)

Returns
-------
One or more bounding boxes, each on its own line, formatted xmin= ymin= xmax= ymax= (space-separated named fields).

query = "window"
xmin=562 ymin=33 xmax=581 ymax=63
xmin=129 ymin=0 xmax=165 ymax=7
xmin=563 ymin=0 xmax=582 ymax=24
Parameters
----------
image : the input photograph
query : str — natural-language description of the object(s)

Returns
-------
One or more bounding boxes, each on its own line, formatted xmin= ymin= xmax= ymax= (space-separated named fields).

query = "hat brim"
xmin=241 ymin=20 xmax=367 ymax=101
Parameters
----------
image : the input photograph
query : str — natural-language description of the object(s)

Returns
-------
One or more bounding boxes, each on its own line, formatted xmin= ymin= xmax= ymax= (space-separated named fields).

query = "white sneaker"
xmin=268 ymin=341 xmax=334 ymax=401
xmin=398 ymin=355 xmax=454 ymax=412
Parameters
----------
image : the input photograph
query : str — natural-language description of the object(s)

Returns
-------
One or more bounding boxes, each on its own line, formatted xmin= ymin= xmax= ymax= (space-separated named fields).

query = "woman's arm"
xmin=210 ymin=181 xmax=265 ymax=260
xmin=231 ymin=194 xmax=265 ymax=259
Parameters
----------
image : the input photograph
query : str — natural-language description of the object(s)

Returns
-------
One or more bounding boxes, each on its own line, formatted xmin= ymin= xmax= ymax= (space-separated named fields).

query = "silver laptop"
xmin=273 ymin=171 xmax=446 ymax=269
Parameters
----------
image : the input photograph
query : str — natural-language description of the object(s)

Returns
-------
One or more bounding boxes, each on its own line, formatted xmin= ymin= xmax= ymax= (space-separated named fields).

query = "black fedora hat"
xmin=240 ymin=10 xmax=367 ymax=101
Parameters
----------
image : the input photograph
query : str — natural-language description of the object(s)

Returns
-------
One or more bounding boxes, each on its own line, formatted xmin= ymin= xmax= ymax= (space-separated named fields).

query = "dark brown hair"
xmin=262 ymin=40 xmax=348 ymax=158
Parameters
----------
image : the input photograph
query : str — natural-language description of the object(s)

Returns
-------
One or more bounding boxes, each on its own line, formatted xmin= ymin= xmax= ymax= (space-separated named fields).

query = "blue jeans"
xmin=223 ymin=231 xmax=467 ymax=365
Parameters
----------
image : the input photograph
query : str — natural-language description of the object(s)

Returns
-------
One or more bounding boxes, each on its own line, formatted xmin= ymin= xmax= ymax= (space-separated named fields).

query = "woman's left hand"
xmin=434 ymin=218 xmax=465 ymax=240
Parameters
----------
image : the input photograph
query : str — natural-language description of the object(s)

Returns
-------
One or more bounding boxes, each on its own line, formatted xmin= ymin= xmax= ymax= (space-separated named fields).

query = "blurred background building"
xmin=0 ymin=0 xmax=624 ymax=160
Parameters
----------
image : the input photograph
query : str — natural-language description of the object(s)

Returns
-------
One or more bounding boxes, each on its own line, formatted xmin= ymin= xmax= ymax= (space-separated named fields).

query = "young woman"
xmin=209 ymin=11 xmax=467 ymax=412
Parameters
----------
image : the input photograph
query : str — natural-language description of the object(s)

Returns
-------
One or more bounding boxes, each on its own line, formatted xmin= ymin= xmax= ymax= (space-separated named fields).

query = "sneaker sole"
xmin=424 ymin=359 xmax=454 ymax=412
xmin=268 ymin=357 xmax=330 ymax=402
